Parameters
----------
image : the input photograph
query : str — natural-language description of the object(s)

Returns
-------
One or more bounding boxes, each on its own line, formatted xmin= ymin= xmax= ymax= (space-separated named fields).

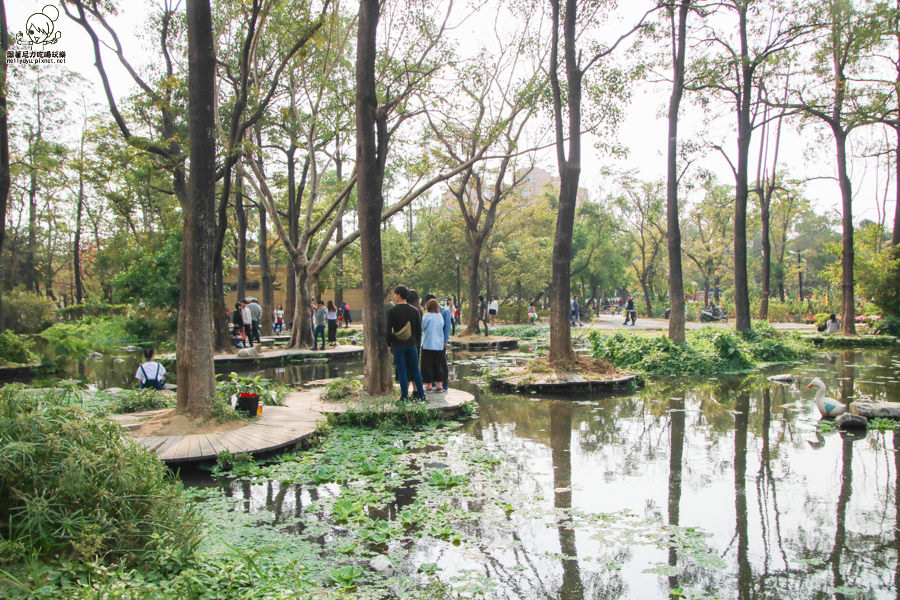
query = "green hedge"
xmin=590 ymin=321 xmax=809 ymax=376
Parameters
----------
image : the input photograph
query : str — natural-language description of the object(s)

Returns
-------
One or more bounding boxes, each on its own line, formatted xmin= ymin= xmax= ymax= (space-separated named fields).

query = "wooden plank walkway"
xmin=120 ymin=387 xmax=474 ymax=465
xmin=156 ymin=345 xmax=364 ymax=371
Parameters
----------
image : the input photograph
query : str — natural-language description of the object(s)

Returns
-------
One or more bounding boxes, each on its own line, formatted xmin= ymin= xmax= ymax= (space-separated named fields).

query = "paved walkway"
xmin=116 ymin=387 xmax=474 ymax=464
xmin=582 ymin=314 xmax=817 ymax=332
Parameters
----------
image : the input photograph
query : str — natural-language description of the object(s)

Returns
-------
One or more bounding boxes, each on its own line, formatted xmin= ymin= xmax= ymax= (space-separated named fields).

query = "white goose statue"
xmin=807 ymin=378 xmax=846 ymax=418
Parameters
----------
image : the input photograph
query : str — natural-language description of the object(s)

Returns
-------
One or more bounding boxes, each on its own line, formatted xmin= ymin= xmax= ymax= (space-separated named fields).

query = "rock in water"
xmin=87 ymin=351 xmax=103 ymax=360
xmin=369 ymin=555 xmax=392 ymax=573
xmin=850 ymin=401 xmax=900 ymax=419
xmin=236 ymin=346 xmax=260 ymax=358
xmin=836 ymin=413 xmax=868 ymax=430
xmin=113 ymin=358 xmax=125 ymax=364
xmin=767 ymin=374 xmax=795 ymax=383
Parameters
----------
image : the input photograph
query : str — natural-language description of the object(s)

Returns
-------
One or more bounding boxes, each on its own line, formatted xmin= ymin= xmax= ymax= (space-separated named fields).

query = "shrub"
xmin=0 ymin=330 xmax=40 ymax=366
xmin=0 ymin=386 xmax=199 ymax=564
xmin=0 ymin=289 xmax=56 ymax=334
xmin=321 ymin=378 xmax=364 ymax=402
xmin=122 ymin=306 xmax=177 ymax=341
xmin=109 ymin=389 xmax=170 ymax=414
xmin=590 ymin=322 xmax=806 ymax=376
xmin=490 ymin=324 xmax=547 ymax=339
xmin=56 ymin=303 xmax=129 ymax=321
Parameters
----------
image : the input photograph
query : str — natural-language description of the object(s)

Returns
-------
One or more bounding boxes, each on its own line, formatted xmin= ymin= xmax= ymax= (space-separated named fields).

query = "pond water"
xmin=173 ymin=348 xmax=900 ymax=599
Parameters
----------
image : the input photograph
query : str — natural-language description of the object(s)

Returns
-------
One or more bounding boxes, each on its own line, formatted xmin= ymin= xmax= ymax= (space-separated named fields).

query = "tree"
xmin=355 ymin=0 xmax=391 ymax=394
xmin=0 ymin=0 xmax=9 ymax=259
xmin=176 ymin=0 xmax=217 ymax=415
xmin=665 ymin=0 xmax=692 ymax=342
xmin=780 ymin=0 xmax=872 ymax=334
xmin=682 ymin=176 xmax=734 ymax=306
xmin=613 ymin=175 xmax=666 ymax=316
xmin=546 ymin=0 xmax=652 ymax=364
xmin=692 ymin=0 xmax=810 ymax=331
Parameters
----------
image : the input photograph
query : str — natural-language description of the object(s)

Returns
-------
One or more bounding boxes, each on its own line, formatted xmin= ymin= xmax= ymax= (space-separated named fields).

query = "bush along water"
xmin=0 ymin=330 xmax=40 ymax=366
xmin=590 ymin=321 xmax=811 ymax=376
xmin=0 ymin=386 xmax=199 ymax=573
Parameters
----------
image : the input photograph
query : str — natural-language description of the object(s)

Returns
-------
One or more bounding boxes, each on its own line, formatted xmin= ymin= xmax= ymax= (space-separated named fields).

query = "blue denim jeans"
xmin=392 ymin=344 xmax=425 ymax=399
xmin=314 ymin=325 xmax=326 ymax=348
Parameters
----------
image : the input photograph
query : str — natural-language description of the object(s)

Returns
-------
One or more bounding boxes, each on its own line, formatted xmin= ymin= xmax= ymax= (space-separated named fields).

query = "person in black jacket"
xmin=387 ymin=285 xmax=426 ymax=401
xmin=623 ymin=294 xmax=636 ymax=326
xmin=231 ymin=302 xmax=248 ymax=347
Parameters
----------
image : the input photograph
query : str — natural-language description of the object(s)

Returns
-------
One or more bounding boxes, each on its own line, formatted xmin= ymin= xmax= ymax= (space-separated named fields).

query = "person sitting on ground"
xmin=313 ymin=299 xmax=328 ymax=351
xmin=135 ymin=348 xmax=166 ymax=390
xmin=825 ymin=313 xmax=840 ymax=334
xmin=387 ymin=285 xmax=426 ymax=401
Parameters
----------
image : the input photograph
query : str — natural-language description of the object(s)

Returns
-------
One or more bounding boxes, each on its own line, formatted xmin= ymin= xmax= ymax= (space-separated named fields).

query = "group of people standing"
xmin=231 ymin=298 xmax=263 ymax=348
xmin=312 ymin=299 xmax=352 ymax=350
xmin=387 ymin=285 xmax=452 ymax=401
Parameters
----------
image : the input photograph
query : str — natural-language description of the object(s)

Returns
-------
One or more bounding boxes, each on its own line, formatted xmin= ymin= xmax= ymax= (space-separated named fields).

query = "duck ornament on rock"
xmin=807 ymin=378 xmax=846 ymax=418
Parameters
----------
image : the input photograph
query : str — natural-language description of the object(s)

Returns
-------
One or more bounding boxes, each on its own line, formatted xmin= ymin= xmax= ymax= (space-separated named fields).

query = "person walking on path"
xmin=387 ymin=285 xmax=426 ymax=401
xmin=529 ymin=300 xmax=538 ymax=324
xmin=446 ymin=298 xmax=457 ymax=336
xmin=248 ymin=298 xmax=262 ymax=344
xmin=571 ymin=294 xmax=581 ymax=327
xmin=477 ymin=295 xmax=490 ymax=336
xmin=240 ymin=301 xmax=254 ymax=347
xmin=326 ymin=300 xmax=339 ymax=346
xmin=342 ymin=302 xmax=352 ymax=327
xmin=273 ymin=305 xmax=284 ymax=333
xmin=135 ymin=348 xmax=166 ymax=390
xmin=313 ymin=299 xmax=327 ymax=350
xmin=623 ymin=294 xmax=636 ymax=326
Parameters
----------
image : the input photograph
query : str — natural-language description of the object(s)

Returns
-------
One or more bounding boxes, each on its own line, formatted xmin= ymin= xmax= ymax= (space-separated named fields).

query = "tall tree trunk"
xmin=177 ymin=0 xmax=217 ymax=416
xmin=259 ymin=202 xmax=273 ymax=333
xmin=0 ymin=0 xmax=9 ymax=258
xmin=640 ymin=276 xmax=653 ymax=317
xmin=356 ymin=0 xmax=392 ymax=394
xmin=465 ymin=248 xmax=482 ymax=335
xmin=74 ymin=151 xmax=85 ymax=303
xmin=733 ymin=5 xmax=752 ymax=332
xmin=894 ymin=125 xmax=900 ymax=247
xmin=547 ymin=0 xmax=580 ymax=364
xmin=666 ymin=0 xmax=689 ymax=342
xmin=760 ymin=198 xmax=771 ymax=319
xmin=834 ymin=128 xmax=856 ymax=335
xmin=289 ymin=263 xmax=313 ymax=347
xmin=26 ymin=134 xmax=38 ymax=292
xmin=335 ymin=138 xmax=344 ymax=307
xmin=235 ymin=170 xmax=247 ymax=302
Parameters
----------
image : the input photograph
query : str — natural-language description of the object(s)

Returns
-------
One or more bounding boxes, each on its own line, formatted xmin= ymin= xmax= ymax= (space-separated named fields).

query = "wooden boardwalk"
xmin=117 ymin=387 xmax=474 ymax=465
xmin=157 ymin=345 xmax=364 ymax=371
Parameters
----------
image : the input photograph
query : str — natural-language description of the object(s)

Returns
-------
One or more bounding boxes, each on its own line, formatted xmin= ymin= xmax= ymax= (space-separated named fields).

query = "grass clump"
xmin=96 ymin=388 xmax=171 ymax=414
xmin=490 ymin=324 xmax=547 ymax=340
xmin=591 ymin=321 xmax=809 ymax=376
xmin=321 ymin=378 xmax=364 ymax=402
xmin=0 ymin=330 xmax=40 ymax=366
xmin=0 ymin=385 xmax=199 ymax=566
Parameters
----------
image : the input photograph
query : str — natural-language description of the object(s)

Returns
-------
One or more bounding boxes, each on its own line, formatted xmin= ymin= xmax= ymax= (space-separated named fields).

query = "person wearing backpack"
xmin=135 ymin=348 xmax=166 ymax=390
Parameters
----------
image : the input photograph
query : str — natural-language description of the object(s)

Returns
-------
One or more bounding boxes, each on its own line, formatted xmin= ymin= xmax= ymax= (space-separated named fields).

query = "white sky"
xmin=6 ymin=0 xmax=896 ymax=230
